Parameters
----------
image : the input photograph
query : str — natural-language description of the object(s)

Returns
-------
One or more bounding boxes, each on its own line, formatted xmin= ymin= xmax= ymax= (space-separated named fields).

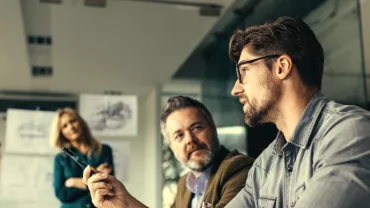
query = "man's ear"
xmin=275 ymin=55 xmax=293 ymax=80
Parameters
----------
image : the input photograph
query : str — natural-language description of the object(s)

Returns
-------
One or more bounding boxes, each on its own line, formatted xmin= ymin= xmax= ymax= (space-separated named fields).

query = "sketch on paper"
xmin=79 ymin=94 xmax=138 ymax=136
xmin=4 ymin=109 xmax=57 ymax=155
xmin=0 ymin=155 xmax=58 ymax=203
xmin=89 ymin=101 xmax=132 ymax=131
xmin=17 ymin=120 xmax=48 ymax=139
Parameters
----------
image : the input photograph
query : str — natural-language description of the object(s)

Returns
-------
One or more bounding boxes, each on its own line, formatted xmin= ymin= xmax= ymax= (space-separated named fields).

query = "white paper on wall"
xmin=79 ymin=94 xmax=138 ymax=136
xmin=0 ymin=154 xmax=58 ymax=203
xmin=4 ymin=109 xmax=57 ymax=155
xmin=101 ymin=140 xmax=130 ymax=182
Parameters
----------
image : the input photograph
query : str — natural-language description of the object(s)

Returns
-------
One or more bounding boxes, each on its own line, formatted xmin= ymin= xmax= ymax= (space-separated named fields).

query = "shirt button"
xmin=287 ymin=166 xmax=293 ymax=172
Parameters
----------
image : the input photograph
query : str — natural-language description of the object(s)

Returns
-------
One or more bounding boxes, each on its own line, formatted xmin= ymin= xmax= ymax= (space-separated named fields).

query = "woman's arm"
xmin=53 ymin=154 xmax=89 ymax=203
xmin=65 ymin=177 xmax=87 ymax=190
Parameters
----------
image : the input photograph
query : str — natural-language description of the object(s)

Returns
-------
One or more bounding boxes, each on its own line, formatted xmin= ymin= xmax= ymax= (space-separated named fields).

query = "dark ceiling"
xmin=173 ymin=0 xmax=327 ymax=80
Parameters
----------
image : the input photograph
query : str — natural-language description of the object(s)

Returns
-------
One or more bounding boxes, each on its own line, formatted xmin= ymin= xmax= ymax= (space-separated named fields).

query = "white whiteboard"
xmin=0 ymin=154 xmax=59 ymax=204
xmin=4 ymin=109 xmax=57 ymax=155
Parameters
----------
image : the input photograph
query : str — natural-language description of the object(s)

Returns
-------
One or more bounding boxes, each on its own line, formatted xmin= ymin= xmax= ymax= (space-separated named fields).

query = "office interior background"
xmin=0 ymin=0 xmax=369 ymax=207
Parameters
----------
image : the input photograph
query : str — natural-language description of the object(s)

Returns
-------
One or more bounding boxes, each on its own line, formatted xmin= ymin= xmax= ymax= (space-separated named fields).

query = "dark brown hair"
xmin=229 ymin=16 xmax=324 ymax=90
xmin=160 ymin=96 xmax=216 ymax=137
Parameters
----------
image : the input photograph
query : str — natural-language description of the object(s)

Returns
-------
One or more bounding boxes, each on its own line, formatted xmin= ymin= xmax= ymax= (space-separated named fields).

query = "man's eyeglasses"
xmin=236 ymin=54 xmax=281 ymax=83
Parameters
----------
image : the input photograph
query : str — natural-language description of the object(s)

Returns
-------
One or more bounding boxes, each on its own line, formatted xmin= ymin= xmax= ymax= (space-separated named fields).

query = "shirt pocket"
xmin=257 ymin=195 xmax=277 ymax=208
xmin=291 ymin=183 xmax=306 ymax=207
xmin=293 ymin=182 xmax=306 ymax=205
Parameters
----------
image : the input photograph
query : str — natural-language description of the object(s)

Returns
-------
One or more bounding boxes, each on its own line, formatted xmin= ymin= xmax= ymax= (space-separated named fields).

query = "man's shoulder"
xmin=222 ymin=150 xmax=254 ymax=169
xmin=216 ymin=149 xmax=254 ymax=178
xmin=320 ymin=100 xmax=370 ymax=135
xmin=323 ymin=100 xmax=370 ymax=121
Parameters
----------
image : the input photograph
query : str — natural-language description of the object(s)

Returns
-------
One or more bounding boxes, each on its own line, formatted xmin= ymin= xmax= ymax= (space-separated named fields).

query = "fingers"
xmin=98 ymin=162 xmax=109 ymax=168
xmin=100 ymin=167 xmax=112 ymax=175
xmin=87 ymin=171 xmax=108 ymax=186
xmin=83 ymin=165 xmax=92 ymax=184
xmin=97 ymin=163 xmax=110 ymax=171
xmin=93 ymin=189 xmax=114 ymax=206
xmin=101 ymin=162 xmax=109 ymax=167
xmin=89 ymin=174 xmax=123 ymax=192
xmin=83 ymin=165 xmax=99 ymax=184
xmin=90 ymin=181 xmax=113 ymax=192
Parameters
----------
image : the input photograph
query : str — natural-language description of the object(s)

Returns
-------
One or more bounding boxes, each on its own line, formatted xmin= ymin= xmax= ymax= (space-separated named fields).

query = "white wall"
xmin=0 ymin=90 xmax=161 ymax=208
xmin=143 ymin=88 xmax=161 ymax=208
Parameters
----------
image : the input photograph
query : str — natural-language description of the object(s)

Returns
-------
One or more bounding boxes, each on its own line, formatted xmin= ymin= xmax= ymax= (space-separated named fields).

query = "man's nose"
xmin=184 ymin=131 xmax=197 ymax=145
xmin=231 ymin=80 xmax=244 ymax=96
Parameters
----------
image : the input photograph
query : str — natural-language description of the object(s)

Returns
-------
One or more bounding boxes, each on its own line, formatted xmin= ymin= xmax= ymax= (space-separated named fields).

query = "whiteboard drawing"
xmin=4 ymin=109 xmax=58 ymax=155
xmin=18 ymin=120 xmax=48 ymax=139
xmin=79 ymin=94 xmax=138 ymax=136
xmin=0 ymin=155 xmax=59 ymax=204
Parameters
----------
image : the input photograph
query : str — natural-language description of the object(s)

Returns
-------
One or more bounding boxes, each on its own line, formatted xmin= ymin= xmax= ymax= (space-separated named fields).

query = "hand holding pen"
xmin=62 ymin=147 xmax=147 ymax=208
xmin=83 ymin=165 xmax=128 ymax=208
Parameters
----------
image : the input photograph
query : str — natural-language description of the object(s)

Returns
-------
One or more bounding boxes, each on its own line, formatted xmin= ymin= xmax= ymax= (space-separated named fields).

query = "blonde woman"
xmin=50 ymin=108 xmax=115 ymax=208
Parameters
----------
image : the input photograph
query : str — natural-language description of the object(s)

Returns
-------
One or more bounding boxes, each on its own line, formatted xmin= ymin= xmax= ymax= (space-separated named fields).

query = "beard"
xmin=243 ymin=77 xmax=281 ymax=127
xmin=185 ymin=150 xmax=213 ymax=171
xmin=243 ymin=98 xmax=268 ymax=127
xmin=174 ymin=136 xmax=219 ymax=172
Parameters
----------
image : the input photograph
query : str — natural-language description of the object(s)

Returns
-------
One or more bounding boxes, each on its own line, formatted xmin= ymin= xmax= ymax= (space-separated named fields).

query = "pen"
xmin=61 ymin=147 xmax=98 ymax=176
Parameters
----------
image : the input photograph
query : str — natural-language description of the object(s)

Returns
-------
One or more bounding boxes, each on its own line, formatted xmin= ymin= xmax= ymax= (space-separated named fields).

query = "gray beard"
xmin=185 ymin=150 xmax=213 ymax=172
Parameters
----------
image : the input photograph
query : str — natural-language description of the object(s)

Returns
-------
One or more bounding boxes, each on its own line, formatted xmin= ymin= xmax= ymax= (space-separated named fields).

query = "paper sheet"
xmin=79 ymin=94 xmax=138 ymax=136
xmin=4 ymin=109 xmax=57 ymax=155
xmin=101 ymin=140 xmax=130 ymax=182
xmin=0 ymin=154 xmax=57 ymax=202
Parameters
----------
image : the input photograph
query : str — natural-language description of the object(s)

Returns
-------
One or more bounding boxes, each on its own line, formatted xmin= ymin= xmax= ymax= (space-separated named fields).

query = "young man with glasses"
xmin=226 ymin=16 xmax=370 ymax=208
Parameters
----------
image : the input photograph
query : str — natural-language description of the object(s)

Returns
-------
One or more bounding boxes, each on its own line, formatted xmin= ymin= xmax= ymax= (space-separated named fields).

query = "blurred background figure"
xmin=50 ymin=108 xmax=115 ymax=208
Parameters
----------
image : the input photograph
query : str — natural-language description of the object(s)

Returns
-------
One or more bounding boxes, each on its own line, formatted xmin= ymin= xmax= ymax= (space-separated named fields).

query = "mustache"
xmin=239 ymin=96 xmax=249 ymax=102
xmin=186 ymin=142 xmax=208 ymax=158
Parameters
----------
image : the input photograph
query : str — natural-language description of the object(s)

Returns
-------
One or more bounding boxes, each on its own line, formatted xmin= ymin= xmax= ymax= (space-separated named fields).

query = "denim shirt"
xmin=226 ymin=92 xmax=370 ymax=208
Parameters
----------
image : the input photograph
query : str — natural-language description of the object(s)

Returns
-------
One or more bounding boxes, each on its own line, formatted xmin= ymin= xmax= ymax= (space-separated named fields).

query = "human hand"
xmin=65 ymin=177 xmax=86 ymax=189
xmin=96 ymin=162 xmax=112 ymax=175
xmin=65 ymin=177 xmax=76 ymax=187
xmin=83 ymin=165 xmax=126 ymax=208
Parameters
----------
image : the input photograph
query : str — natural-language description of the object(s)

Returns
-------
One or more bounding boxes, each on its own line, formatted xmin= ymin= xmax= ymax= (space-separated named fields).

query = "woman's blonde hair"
xmin=50 ymin=108 xmax=102 ymax=156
